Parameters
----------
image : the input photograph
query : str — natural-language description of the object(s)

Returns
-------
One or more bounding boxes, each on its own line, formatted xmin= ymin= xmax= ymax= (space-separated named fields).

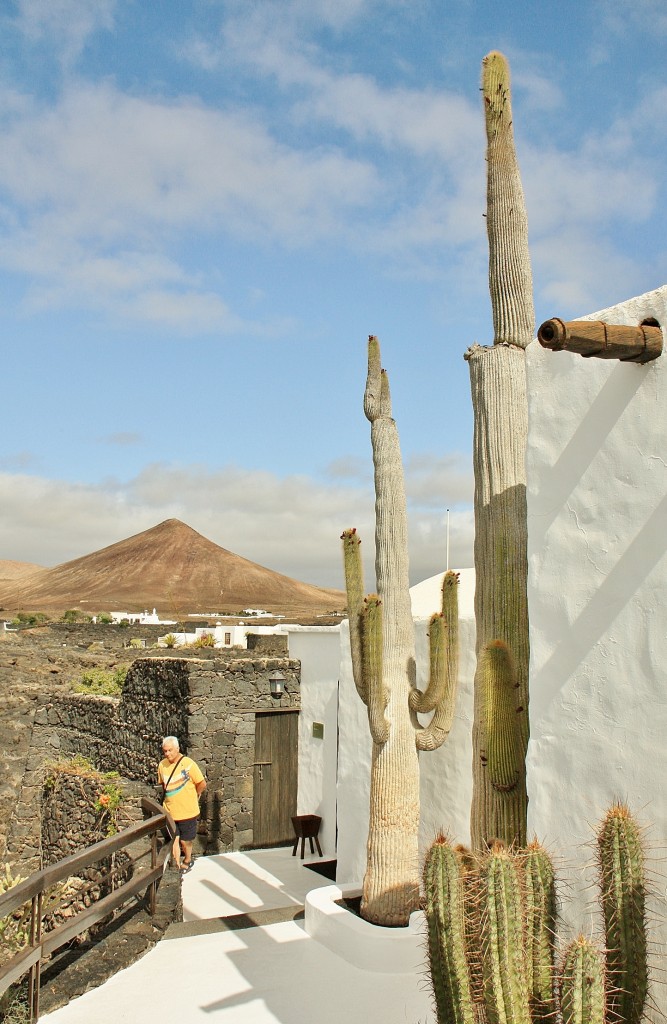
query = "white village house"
xmin=291 ymin=284 xmax=667 ymax=990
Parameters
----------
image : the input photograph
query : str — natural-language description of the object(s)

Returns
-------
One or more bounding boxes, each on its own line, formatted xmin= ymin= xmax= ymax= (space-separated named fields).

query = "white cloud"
xmin=11 ymin=0 xmax=116 ymax=67
xmin=595 ymin=0 xmax=667 ymax=37
xmin=0 ymin=82 xmax=379 ymax=325
xmin=0 ymin=459 xmax=474 ymax=588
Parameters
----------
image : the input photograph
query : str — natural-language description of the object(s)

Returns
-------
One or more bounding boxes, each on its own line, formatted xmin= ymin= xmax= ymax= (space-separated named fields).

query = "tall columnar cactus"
xmin=522 ymin=841 xmax=557 ymax=1022
xmin=466 ymin=50 xmax=532 ymax=852
xmin=559 ymin=938 xmax=606 ymax=1024
xmin=341 ymin=335 xmax=461 ymax=926
xmin=423 ymin=806 xmax=650 ymax=1024
xmin=478 ymin=842 xmax=531 ymax=1024
xmin=597 ymin=804 xmax=648 ymax=1024
xmin=478 ymin=638 xmax=527 ymax=846
xmin=423 ymin=836 xmax=476 ymax=1024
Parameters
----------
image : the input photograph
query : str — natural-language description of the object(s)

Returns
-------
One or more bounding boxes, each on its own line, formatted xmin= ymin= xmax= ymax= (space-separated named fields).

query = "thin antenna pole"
xmin=446 ymin=508 xmax=450 ymax=571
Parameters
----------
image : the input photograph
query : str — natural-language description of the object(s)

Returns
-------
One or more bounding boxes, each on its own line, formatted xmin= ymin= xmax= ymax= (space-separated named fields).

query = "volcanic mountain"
xmin=0 ymin=519 xmax=345 ymax=618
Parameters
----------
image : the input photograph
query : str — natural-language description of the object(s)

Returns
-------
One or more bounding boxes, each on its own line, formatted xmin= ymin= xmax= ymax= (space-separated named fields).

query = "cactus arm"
xmin=483 ymin=51 xmax=534 ymax=350
xmin=411 ymin=570 xmax=460 ymax=714
xmin=523 ymin=841 xmax=557 ymax=1022
xmin=423 ymin=835 xmax=477 ymax=1024
xmin=341 ymin=527 xmax=368 ymax=704
xmin=480 ymin=640 xmax=525 ymax=793
xmin=559 ymin=938 xmax=606 ymax=1024
xmin=361 ymin=595 xmax=390 ymax=744
xmin=413 ymin=570 xmax=461 ymax=751
xmin=597 ymin=803 xmax=648 ymax=1024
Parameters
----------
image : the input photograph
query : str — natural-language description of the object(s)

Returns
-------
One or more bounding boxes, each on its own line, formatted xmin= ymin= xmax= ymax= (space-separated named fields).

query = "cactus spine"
xmin=597 ymin=803 xmax=648 ymax=1024
xmin=341 ymin=335 xmax=461 ymax=926
xmin=467 ymin=50 xmax=532 ymax=853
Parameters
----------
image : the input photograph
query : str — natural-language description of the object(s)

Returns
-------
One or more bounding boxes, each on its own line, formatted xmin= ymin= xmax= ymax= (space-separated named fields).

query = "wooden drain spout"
xmin=537 ymin=318 xmax=663 ymax=363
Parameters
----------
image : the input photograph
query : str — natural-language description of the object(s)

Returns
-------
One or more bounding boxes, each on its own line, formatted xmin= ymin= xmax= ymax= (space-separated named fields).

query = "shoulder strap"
xmin=162 ymin=756 xmax=184 ymax=792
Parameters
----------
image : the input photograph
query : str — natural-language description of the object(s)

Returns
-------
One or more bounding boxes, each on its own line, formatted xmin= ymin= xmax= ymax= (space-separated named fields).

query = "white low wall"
xmin=286 ymin=626 xmax=341 ymax=860
xmin=526 ymin=286 xmax=667 ymax=972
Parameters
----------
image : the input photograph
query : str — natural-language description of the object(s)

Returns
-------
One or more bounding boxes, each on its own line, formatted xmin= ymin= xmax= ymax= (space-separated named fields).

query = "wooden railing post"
xmin=149 ymin=833 xmax=157 ymax=917
xmin=27 ymin=891 xmax=43 ymax=1023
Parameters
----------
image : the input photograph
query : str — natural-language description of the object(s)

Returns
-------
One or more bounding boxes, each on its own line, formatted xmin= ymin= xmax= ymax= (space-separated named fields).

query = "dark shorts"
xmin=174 ymin=816 xmax=198 ymax=842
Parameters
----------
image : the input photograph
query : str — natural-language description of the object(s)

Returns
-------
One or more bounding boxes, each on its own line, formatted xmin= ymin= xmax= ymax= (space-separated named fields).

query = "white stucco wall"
xmin=286 ymin=626 xmax=341 ymax=860
xmin=336 ymin=569 xmax=477 ymax=884
xmin=526 ymin=286 xmax=667 ymax=965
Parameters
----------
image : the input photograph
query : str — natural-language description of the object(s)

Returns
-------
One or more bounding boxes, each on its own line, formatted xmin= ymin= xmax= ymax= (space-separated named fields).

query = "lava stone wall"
xmin=40 ymin=770 xmax=134 ymax=924
xmin=6 ymin=653 xmax=301 ymax=868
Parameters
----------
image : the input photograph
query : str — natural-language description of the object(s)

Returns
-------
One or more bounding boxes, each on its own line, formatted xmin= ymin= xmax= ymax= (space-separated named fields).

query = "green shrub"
xmin=11 ymin=612 xmax=49 ymax=626
xmin=96 ymin=613 xmax=113 ymax=624
xmin=193 ymin=633 xmax=216 ymax=648
xmin=162 ymin=633 xmax=179 ymax=648
xmin=73 ymin=666 xmax=128 ymax=696
xmin=61 ymin=606 xmax=91 ymax=622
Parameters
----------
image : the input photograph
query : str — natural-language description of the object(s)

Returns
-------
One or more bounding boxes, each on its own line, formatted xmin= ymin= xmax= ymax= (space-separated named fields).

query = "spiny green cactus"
xmin=522 ymin=841 xmax=557 ymax=1022
xmin=478 ymin=842 xmax=531 ymax=1024
xmin=423 ymin=836 xmax=476 ymax=1024
xmin=340 ymin=336 xmax=462 ymax=926
xmin=597 ymin=803 xmax=648 ymax=1024
xmin=559 ymin=937 xmax=606 ymax=1024
xmin=423 ymin=806 xmax=651 ymax=1024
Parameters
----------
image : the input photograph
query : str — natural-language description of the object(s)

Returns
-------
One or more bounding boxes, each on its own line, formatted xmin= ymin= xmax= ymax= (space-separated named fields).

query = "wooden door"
xmin=253 ymin=710 xmax=299 ymax=846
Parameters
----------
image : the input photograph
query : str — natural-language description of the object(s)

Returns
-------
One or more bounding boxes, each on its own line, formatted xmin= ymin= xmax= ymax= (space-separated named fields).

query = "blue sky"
xmin=1 ymin=0 xmax=665 ymax=589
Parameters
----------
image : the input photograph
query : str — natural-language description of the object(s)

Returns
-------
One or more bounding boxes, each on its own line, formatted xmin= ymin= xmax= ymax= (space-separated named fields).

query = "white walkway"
xmin=41 ymin=848 xmax=434 ymax=1024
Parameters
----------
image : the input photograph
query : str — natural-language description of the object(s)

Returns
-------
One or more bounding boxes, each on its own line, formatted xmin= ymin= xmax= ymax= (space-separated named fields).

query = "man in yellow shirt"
xmin=158 ymin=736 xmax=206 ymax=874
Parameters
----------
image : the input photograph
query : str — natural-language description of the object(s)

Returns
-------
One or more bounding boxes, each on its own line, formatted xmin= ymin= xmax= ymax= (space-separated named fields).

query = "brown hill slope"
xmin=0 ymin=560 xmax=46 ymax=581
xmin=0 ymin=519 xmax=345 ymax=617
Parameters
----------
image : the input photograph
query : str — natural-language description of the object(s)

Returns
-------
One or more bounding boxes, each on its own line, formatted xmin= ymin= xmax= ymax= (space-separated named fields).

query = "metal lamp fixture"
xmin=268 ymin=671 xmax=286 ymax=698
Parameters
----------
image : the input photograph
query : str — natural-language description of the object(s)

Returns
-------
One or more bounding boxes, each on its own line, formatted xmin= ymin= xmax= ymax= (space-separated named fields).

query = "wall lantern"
xmin=269 ymin=671 xmax=286 ymax=698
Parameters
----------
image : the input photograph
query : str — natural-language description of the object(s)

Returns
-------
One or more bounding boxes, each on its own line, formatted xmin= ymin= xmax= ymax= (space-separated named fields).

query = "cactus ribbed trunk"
xmin=362 ymin=355 xmax=420 ymax=925
xmin=468 ymin=345 xmax=529 ymax=849
xmin=342 ymin=337 xmax=462 ymax=926
xmin=484 ymin=51 xmax=534 ymax=349
xmin=467 ymin=51 xmax=532 ymax=852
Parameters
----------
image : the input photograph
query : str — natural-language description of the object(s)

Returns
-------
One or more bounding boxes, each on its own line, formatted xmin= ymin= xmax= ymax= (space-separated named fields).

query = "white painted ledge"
xmin=304 ymin=883 xmax=427 ymax=974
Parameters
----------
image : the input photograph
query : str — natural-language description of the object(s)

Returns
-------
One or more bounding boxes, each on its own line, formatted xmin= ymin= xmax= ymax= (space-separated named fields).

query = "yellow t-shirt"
xmin=158 ymin=755 xmax=204 ymax=821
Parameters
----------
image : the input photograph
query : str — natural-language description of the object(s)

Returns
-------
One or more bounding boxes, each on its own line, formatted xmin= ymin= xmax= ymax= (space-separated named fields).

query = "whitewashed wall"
xmin=286 ymin=626 xmax=341 ymax=860
xmin=335 ymin=569 xmax=477 ymax=883
xmin=525 ymin=286 xmax=667 ymax=970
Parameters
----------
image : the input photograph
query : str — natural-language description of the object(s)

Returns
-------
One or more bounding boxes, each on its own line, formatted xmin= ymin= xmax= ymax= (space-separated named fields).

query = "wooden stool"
xmin=291 ymin=814 xmax=323 ymax=858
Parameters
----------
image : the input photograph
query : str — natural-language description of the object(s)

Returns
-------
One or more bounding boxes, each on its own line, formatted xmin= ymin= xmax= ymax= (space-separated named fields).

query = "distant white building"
xmin=157 ymin=621 xmax=287 ymax=649
xmin=110 ymin=608 xmax=177 ymax=626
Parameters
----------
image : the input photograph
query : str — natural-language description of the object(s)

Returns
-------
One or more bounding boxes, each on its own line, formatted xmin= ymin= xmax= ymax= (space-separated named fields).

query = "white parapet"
xmin=304 ymin=883 xmax=426 ymax=974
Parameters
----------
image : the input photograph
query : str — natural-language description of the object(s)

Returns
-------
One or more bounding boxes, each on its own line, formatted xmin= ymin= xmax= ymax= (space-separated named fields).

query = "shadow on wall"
xmin=530 ymin=361 xmax=649 ymax=545
xmin=531 ymin=489 xmax=667 ymax=706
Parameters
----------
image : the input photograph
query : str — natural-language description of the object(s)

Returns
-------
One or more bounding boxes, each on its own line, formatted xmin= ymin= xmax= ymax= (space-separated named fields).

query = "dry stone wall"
xmin=6 ymin=650 xmax=301 ymax=870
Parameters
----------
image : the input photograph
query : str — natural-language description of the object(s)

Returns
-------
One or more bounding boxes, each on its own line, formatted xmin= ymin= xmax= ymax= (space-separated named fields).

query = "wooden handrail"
xmin=0 ymin=796 xmax=177 ymax=1021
